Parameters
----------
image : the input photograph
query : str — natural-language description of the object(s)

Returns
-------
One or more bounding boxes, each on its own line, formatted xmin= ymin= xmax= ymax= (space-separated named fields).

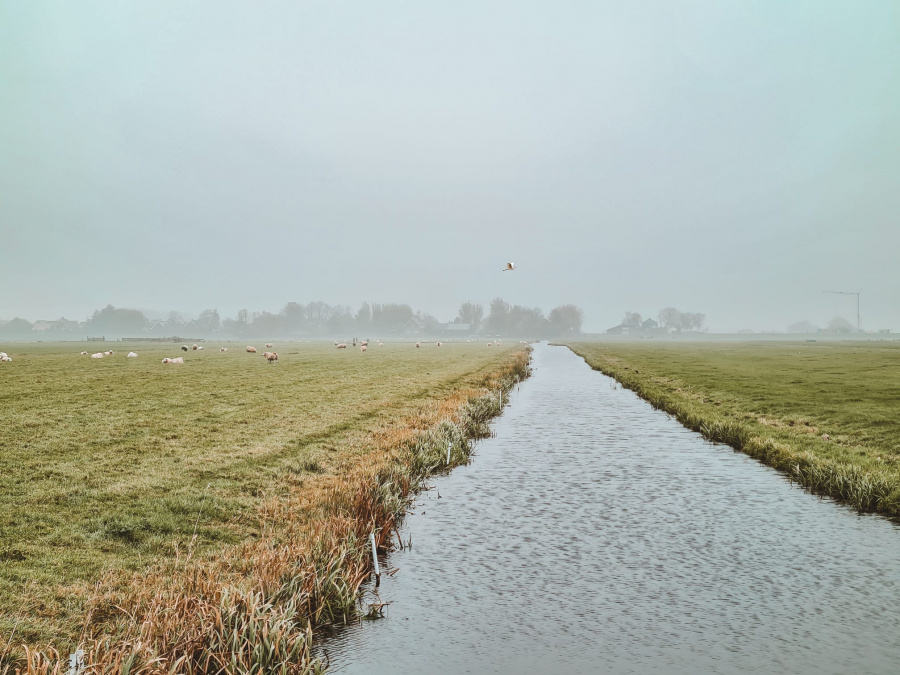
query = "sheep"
xmin=91 ymin=353 xmax=104 ymax=359
xmin=104 ymin=350 xmax=113 ymax=356
xmin=182 ymin=345 xmax=189 ymax=352
xmin=437 ymin=342 xmax=443 ymax=347
xmin=264 ymin=351 xmax=278 ymax=362
xmin=127 ymin=352 xmax=138 ymax=358
xmin=192 ymin=344 xmax=199 ymax=350
xmin=487 ymin=343 xmax=493 ymax=347
xmin=360 ymin=340 xmax=369 ymax=347
xmin=378 ymin=342 xmax=384 ymax=347
xmin=196 ymin=345 xmax=203 ymax=351
xmin=415 ymin=342 xmax=420 ymax=348
xmin=220 ymin=347 xmax=228 ymax=352
xmin=162 ymin=357 xmax=184 ymax=364
xmin=80 ymin=351 xmax=88 ymax=355
xmin=337 ymin=343 xmax=347 ymax=349
xmin=0 ymin=355 xmax=11 ymax=362
xmin=246 ymin=346 xmax=257 ymax=353
xmin=265 ymin=343 xmax=273 ymax=348
xmin=360 ymin=345 xmax=367 ymax=352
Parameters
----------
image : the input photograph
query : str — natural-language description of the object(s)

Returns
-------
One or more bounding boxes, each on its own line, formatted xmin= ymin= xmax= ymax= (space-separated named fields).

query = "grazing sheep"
xmin=162 ymin=357 xmax=184 ymax=364
xmin=264 ymin=351 xmax=278 ymax=362
xmin=378 ymin=342 xmax=384 ymax=347
xmin=0 ymin=355 xmax=11 ymax=362
xmin=91 ymin=353 xmax=104 ymax=359
xmin=220 ymin=347 xmax=228 ymax=352
xmin=265 ymin=343 xmax=273 ymax=348
xmin=104 ymin=350 xmax=113 ymax=356
xmin=80 ymin=351 xmax=88 ymax=355
xmin=487 ymin=343 xmax=493 ymax=347
xmin=192 ymin=344 xmax=199 ymax=350
xmin=0 ymin=353 xmax=6 ymax=358
xmin=337 ymin=343 xmax=347 ymax=349
xmin=822 ymin=433 xmax=830 ymax=441
xmin=127 ymin=352 xmax=138 ymax=358
xmin=196 ymin=345 xmax=203 ymax=351
xmin=182 ymin=345 xmax=189 ymax=352
xmin=360 ymin=340 xmax=368 ymax=347
xmin=246 ymin=346 xmax=257 ymax=353
xmin=415 ymin=342 xmax=420 ymax=348
xmin=360 ymin=345 xmax=367 ymax=352
xmin=437 ymin=342 xmax=443 ymax=347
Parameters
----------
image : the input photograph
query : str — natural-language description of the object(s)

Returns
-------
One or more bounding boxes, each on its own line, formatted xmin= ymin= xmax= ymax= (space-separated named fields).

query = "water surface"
xmin=321 ymin=344 xmax=900 ymax=674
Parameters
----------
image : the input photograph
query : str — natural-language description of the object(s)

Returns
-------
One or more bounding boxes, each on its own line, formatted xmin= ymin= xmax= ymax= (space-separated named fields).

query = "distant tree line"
xmin=615 ymin=307 xmax=705 ymax=332
xmin=0 ymin=299 xmax=585 ymax=339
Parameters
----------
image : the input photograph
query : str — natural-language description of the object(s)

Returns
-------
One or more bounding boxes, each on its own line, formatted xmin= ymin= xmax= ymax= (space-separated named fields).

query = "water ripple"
xmin=319 ymin=344 xmax=900 ymax=674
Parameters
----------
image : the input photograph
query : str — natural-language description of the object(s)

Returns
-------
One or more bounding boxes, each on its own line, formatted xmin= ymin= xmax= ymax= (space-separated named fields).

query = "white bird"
xmin=502 ymin=262 xmax=516 ymax=271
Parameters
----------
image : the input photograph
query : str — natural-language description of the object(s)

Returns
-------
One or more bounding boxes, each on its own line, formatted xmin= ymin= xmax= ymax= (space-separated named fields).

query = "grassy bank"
xmin=567 ymin=340 xmax=900 ymax=517
xmin=0 ymin=341 xmax=529 ymax=672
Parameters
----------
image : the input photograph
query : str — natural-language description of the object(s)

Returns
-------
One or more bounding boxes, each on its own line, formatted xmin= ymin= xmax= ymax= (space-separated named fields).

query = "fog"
xmin=2 ymin=1 xmax=898 ymax=333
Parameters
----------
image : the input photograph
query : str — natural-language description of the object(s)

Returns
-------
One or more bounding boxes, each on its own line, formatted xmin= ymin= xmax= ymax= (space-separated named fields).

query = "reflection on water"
xmin=319 ymin=344 xmax=900 ymax=674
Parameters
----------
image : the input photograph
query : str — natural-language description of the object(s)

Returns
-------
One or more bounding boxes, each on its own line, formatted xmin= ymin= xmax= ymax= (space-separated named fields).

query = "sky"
xmin=1 ymin=1 xmax=898 ymax=333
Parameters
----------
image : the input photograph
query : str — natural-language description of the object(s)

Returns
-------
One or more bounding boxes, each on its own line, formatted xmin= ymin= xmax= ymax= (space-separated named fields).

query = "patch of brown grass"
xmin=4 ymin=349 xmax=530 ymax=674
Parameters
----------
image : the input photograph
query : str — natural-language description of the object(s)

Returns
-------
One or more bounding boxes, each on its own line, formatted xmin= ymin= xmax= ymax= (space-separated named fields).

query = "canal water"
xmin=320 ymin=344 xmax=900 ymax=674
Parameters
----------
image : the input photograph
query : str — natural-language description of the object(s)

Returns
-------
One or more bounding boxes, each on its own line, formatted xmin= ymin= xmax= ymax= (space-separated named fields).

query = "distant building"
xmin=642 ymin=318 xmax=658 ymax=330
xmin=401 ymin=317 xmax=425 ymax=334
xmin=32 ymin=321 xmax=55 ymax=334
xmin=436 ymin=323 xmax=472 ymax=335
xmin=606 ymin=324 xmax=628 ymax=335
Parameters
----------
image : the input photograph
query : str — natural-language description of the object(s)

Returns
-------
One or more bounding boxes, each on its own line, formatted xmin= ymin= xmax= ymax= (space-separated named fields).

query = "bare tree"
xmin=622 ymin=312 xmax=642 ymax=328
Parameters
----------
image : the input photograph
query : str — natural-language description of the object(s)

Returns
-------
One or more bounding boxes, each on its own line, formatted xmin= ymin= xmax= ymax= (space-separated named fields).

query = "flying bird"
xmin=502 ymin=262 xmax=516 ymax=271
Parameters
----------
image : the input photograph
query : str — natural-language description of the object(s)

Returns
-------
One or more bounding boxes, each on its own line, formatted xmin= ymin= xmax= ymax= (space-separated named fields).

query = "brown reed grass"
xmin=3 ymin=349 xmax=530 ymax=674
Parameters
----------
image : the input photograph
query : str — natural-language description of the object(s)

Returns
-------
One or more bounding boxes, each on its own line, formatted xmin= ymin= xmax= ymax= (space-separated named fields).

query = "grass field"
xmin=0 ymin=340 xmax=524 ymax=665
xmin=567 ymin=340 xmax=900 ymax=517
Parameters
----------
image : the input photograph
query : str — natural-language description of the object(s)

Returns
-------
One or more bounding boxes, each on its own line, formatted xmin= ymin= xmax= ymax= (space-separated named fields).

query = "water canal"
xmin=321 ymin=344 xmax=900 ymax=674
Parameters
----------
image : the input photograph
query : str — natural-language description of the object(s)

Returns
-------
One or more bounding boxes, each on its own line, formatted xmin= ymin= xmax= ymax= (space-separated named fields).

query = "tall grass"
xmin=3 ymin=349 xmax=530 ymax=674
xmin=567 ymin=342 xmax=900 ymax=518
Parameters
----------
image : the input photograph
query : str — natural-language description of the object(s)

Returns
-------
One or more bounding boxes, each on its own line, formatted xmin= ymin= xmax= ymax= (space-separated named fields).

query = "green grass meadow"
xmin=568 ymin=340 xmax=900 ymax=515
xmin=0 ymin=340 xmax=516 ymax=645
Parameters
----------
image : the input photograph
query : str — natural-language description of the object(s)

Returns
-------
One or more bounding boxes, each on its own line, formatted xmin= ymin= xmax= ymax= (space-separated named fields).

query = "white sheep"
xmin=104 ymin=350 xmax=113 ymax=356
xmin=246 ymin=346 xmax=257 ymax=353
xmin=0 ymin=355 xmax=11 ymax=362
xmin=265 ymin=343 xmax=273 ymax=348
xmin=360 ymin=345 xmax=367 ymax=352
xmin=196 ymin=345 xmax=203 ymax=351
xmin=182 ymin=345 xmax=189 ymax=352
xmin=337 ymin=343 xmax=347 ymax=349
xmin=91 ymin=353 xmax=104 ymax=359
xmin=378 ymin=342 xmax=384 ymax=347
xmin=162 ymin=357 xmax=184 ymax=364
xmin=192 ymin=344 xmax=198 ymax=350
xmin=437 ymin=342 xmax=443 ymax=347
xmin=220 ymin=347 xmax=228 ymax=352
xmin=127 ymin=352 xmax=138 ymax=358
xmin=264 ymin=351 xmax=278 ymax=362
xmin=80 ymin=351 xmax=88 ymax=355
xmin=415 ymin=342 xmax=420 ymax=348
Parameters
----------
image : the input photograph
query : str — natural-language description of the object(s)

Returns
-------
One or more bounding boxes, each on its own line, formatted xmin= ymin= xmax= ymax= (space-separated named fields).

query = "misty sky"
xmin=2 ymin=1 xmax=898 ymax=332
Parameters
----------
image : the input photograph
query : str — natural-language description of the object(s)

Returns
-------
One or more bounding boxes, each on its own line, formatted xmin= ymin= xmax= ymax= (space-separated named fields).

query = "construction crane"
xmin=823 ymin=290 xmax=862 ymax=333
